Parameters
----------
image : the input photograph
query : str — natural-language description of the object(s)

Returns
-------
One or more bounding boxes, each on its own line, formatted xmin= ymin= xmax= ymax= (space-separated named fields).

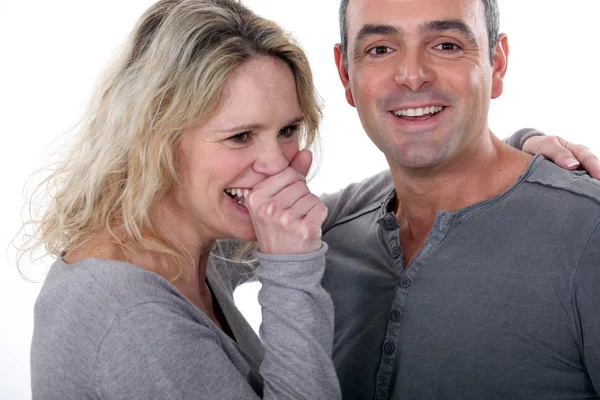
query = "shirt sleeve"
xmin=319 ymin=170 xmax=394 ymax=233
xmin=254 ymin=243 xmax=341 ymax=399
xmin=503 ymin=128 xmax=545 ymax=149
xmin=572 ymin=219 xmax=600 ymax=395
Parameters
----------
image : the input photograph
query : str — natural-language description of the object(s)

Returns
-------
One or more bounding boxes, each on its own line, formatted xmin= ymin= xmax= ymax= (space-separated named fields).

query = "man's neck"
xmin=389 ymin=133 xmax=533 ymax=266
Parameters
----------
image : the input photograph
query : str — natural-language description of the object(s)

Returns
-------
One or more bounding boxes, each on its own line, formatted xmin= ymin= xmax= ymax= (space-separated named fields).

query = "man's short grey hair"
xmin=338 ymin=0 xmax=500 ymax=65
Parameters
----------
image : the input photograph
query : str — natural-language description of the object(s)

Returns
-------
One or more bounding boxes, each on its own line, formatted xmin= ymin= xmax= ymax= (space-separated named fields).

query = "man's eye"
xmin=230 ymin=132 xmax=250 ymax=143
xmin=368 ymin=46 xmax=392 ymax=56
xmin=279 ymin=125 xmax=299 ymax=138
xmin=434 ymin=42 xmax=461 ymax=51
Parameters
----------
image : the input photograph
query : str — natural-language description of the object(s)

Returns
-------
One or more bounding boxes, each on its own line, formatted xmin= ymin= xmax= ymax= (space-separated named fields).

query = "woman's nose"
xmin=252 ymin=142 xmax=289 ymax=176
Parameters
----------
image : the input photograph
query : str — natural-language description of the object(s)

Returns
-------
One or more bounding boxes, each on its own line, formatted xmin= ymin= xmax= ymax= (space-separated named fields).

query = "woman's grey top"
xmin=28 ymin=152 xmax=401 ymax=399
xmin=30 ymin=244 xmax=340 ymax=399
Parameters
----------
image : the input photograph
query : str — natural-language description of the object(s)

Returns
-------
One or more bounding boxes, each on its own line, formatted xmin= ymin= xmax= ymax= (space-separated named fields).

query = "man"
xmin=320 ymin=0 xmax=600 ymax=398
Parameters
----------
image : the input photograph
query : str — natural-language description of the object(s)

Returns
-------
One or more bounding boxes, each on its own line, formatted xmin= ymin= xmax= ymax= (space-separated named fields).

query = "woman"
xmin=25 ymin=0 xmax=343 ymax=398
xmin=21 ymin=0 xmax=592 ymax=398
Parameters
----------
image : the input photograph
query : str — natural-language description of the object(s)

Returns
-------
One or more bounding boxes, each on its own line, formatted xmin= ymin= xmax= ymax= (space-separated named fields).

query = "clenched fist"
xmin=246 ymin=150 xmax=328 ymax=254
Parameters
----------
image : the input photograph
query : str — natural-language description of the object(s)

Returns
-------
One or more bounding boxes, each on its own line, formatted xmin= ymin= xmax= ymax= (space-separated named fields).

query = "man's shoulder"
xmin=526 ymin=158 xmax=600 ymax=205
xmin=344 ymin=169 xmax=394 ymax=196
xmin=320 ymin=169 xmax=394 ymax=232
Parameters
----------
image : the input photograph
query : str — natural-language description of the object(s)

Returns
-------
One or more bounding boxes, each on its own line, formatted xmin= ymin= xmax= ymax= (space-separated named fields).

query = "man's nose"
xmin=394 ymin=48 xmax=436 ymax=92
xmin=252 ymin=141 xmax=289 ymax=176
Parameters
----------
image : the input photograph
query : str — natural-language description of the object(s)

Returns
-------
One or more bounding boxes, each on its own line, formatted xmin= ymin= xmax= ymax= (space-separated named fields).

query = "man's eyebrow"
xmin=352 ymin=24 xmax=401 ymax=54
xmin=420 ymin=20 xmax=478 ymax=45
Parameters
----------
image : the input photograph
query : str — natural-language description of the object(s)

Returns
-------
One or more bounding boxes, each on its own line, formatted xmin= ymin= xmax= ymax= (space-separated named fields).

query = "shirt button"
xmin=383 ymin=340 xmax=396 ymax=355
xmin=391 ymin=247 xmax=401 ymax=258
xmin=400 ymin=278 xmax=412 ymax=288
xmin=390 ymin=309 xmax=401 ymax=322
xmin=378 ymin=217 xmax=398 ymax=230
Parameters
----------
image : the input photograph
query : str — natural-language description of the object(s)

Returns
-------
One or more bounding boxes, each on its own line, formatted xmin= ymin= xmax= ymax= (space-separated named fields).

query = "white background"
xmin=1 ymin=1 xmax=599 ymax=398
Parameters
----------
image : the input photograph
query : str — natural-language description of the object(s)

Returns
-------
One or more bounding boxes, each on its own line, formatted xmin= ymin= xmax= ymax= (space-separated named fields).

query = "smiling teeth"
xmin=225 ymin=188 xmax=250 ymax=199
xmin=393 ymin=106 xmax=444 ymax=117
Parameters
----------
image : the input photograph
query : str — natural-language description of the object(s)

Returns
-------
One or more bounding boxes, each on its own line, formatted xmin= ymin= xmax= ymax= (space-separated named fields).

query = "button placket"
xmin=390 ymin=309 xmax=401 ymax=322
xmin=374 ymin=211 xmax=409 ymax=399
xmin=374 ymin=210 xmax=456 ymax=400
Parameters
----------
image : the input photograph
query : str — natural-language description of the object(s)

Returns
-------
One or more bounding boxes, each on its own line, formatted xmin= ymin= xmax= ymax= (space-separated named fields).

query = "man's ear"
xmin=334 ymin=44 xmax=356 ymax=107
xmin=491 ymin=33 xmax=509 ymax=99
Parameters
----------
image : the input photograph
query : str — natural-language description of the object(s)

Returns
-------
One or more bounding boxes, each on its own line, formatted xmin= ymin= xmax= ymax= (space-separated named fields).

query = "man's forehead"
xmin=346 ymin=0 xmax=485 ymax=39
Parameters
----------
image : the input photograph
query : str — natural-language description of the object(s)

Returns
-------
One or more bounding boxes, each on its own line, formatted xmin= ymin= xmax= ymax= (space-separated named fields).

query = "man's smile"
xmin=392 ymin=106 xmax=444 ymax=118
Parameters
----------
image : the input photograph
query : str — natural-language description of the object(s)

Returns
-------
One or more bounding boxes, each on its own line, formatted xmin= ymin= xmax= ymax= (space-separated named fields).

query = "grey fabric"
xmin=321 ymin=155 xmax=600 ymax=399
xmin=30 ymin=243 xmax=341 ymax=399
xmin=504 ymin=128 xmax=544 ymax=150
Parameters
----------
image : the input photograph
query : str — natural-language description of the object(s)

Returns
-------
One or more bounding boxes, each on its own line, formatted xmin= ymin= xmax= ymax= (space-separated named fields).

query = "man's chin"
xmin=386 ymin=145 xmax=448 ymax=170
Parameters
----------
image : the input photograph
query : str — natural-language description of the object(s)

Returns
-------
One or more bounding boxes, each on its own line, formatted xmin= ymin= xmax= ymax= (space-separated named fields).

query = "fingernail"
xmin=565 ymin=158 xmax=580 ymax=168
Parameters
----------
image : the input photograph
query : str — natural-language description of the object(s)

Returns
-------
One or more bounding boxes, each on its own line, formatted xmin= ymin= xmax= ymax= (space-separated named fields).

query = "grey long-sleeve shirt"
xmin=30 ymin=244 xmax=340 ymax=399
xmin=321 ymin=156 xmax=600 ymax=399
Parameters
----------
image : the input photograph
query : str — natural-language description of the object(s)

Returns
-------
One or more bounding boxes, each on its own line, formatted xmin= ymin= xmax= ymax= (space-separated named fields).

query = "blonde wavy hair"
xmin=19 ymin=0 xmax=322 ymax=278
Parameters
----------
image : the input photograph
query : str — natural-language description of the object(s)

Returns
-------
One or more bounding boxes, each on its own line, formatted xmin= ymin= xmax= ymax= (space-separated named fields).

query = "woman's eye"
xmin=230 ymin=131 xmax=250 ymax=143
xmin=434 ymin=42 xmax=461 ymax=52
xmin=368 ymin=46 xmax=392 ymax=56
xmin=279 ymin=125 xmax=299 ymax=138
